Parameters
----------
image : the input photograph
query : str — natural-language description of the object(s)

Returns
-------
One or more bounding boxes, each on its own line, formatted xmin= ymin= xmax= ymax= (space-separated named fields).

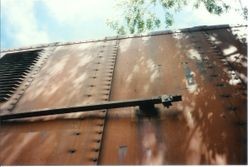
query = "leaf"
xmin=165 ymin=12 xmax=173 ymax=27
xmin=106 ymin=0 xmax=236 ymax=35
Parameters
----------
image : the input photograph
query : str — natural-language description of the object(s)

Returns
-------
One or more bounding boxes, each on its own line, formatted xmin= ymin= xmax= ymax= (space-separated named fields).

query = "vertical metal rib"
xmin=94 ymin=40 xmax=119 ymax=164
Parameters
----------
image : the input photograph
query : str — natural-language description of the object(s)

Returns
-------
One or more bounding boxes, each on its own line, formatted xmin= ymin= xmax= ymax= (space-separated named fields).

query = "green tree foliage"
xmin=107 ymin=0 xmax=234 ymax=35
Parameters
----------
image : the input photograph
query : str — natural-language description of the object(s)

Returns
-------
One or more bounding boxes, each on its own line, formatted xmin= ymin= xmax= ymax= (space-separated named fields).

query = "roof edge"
xmin=1 ymin=24 xmax=247 ymax=53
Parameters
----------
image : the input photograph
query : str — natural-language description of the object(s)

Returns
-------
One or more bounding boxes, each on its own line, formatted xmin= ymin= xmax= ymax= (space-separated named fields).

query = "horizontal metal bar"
xmin=0 ymin=94 xmax=182 ymax=121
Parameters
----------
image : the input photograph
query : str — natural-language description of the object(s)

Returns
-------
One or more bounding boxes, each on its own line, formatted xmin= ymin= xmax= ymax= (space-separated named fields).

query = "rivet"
xmin=68 ymin=149 xmax=76 ymax=154
xmin=93 ymin=148 xmax=99 ymax=152
xmin=98 ymin=123 xmax=104 ymax=126
xmin=97 ymin=131 xmax=102 ymax=134
xmin=73 ymin=132 xmax=81 ymax=136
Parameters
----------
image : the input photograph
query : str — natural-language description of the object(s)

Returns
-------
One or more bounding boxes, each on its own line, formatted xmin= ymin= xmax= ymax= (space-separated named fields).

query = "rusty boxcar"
xmin=0 ymin=24 xmax=247 ymax=165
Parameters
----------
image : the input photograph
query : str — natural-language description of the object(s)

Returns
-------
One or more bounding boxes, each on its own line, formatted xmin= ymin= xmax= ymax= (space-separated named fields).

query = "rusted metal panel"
xmin=0 ymin=118 xmax=100 ymax=165
xmin=0 ymin=40 xmax=119 ymax=165
xmin=12 ymin=41 xmax=114 ymax=111
xmin=100 ymin=26 xmax=247 ymax=165
xmin=0 ymin=25 xmax=247 ymax=165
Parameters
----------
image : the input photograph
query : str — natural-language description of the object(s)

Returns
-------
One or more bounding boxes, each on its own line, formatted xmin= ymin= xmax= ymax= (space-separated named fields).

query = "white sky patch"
xmin=1 ymin=0 xmax=247 ymax=49
xmin=171 ymin=0 xmax=247 ymax=29
xmin=1 ymin=0 xmax=50 ymax=47
xmin=43 ymin=0 xmax=114 ymax=24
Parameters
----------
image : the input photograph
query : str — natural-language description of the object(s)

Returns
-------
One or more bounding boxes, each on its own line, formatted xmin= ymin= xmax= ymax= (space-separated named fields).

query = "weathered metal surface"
xmin=0 ymin=25 xmax=247 ymax=165
xmin=99 ymin=26 xmax=247 ymax=164
xmin=0 ymin=40 xmax=119 ymax=165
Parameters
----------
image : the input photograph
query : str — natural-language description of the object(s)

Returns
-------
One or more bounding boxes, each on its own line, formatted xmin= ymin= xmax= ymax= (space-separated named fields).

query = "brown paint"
xmin=0 ymin=25 xmax=247 ymax=165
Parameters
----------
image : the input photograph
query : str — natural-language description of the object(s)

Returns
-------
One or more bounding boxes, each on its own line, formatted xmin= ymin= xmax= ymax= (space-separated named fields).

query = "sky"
xmin=0 ymin=0 xmax=248 ymax=50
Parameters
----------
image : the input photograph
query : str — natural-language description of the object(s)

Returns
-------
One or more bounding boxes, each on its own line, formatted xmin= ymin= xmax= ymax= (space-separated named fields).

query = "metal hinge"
xmin=0 ymin=94 xmax=182 ymax=121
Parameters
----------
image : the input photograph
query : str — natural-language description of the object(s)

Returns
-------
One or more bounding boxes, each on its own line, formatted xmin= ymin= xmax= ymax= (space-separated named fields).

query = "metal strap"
xmin=0 ymin=95 xmax=181 ymax=121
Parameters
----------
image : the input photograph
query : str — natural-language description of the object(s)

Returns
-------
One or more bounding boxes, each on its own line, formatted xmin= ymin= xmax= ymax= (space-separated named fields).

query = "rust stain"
xmin=0 ymin=25 xmax=247 ymax=165
xmin=100 ymin=26 xmax=247 ymax=165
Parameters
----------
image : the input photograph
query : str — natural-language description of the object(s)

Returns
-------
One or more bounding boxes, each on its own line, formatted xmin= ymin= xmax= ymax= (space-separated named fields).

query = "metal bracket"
xmin=161 ymin=95 xmax=182 ymax=108
xmin=0 ymin=94 xmax=182 ymax=121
